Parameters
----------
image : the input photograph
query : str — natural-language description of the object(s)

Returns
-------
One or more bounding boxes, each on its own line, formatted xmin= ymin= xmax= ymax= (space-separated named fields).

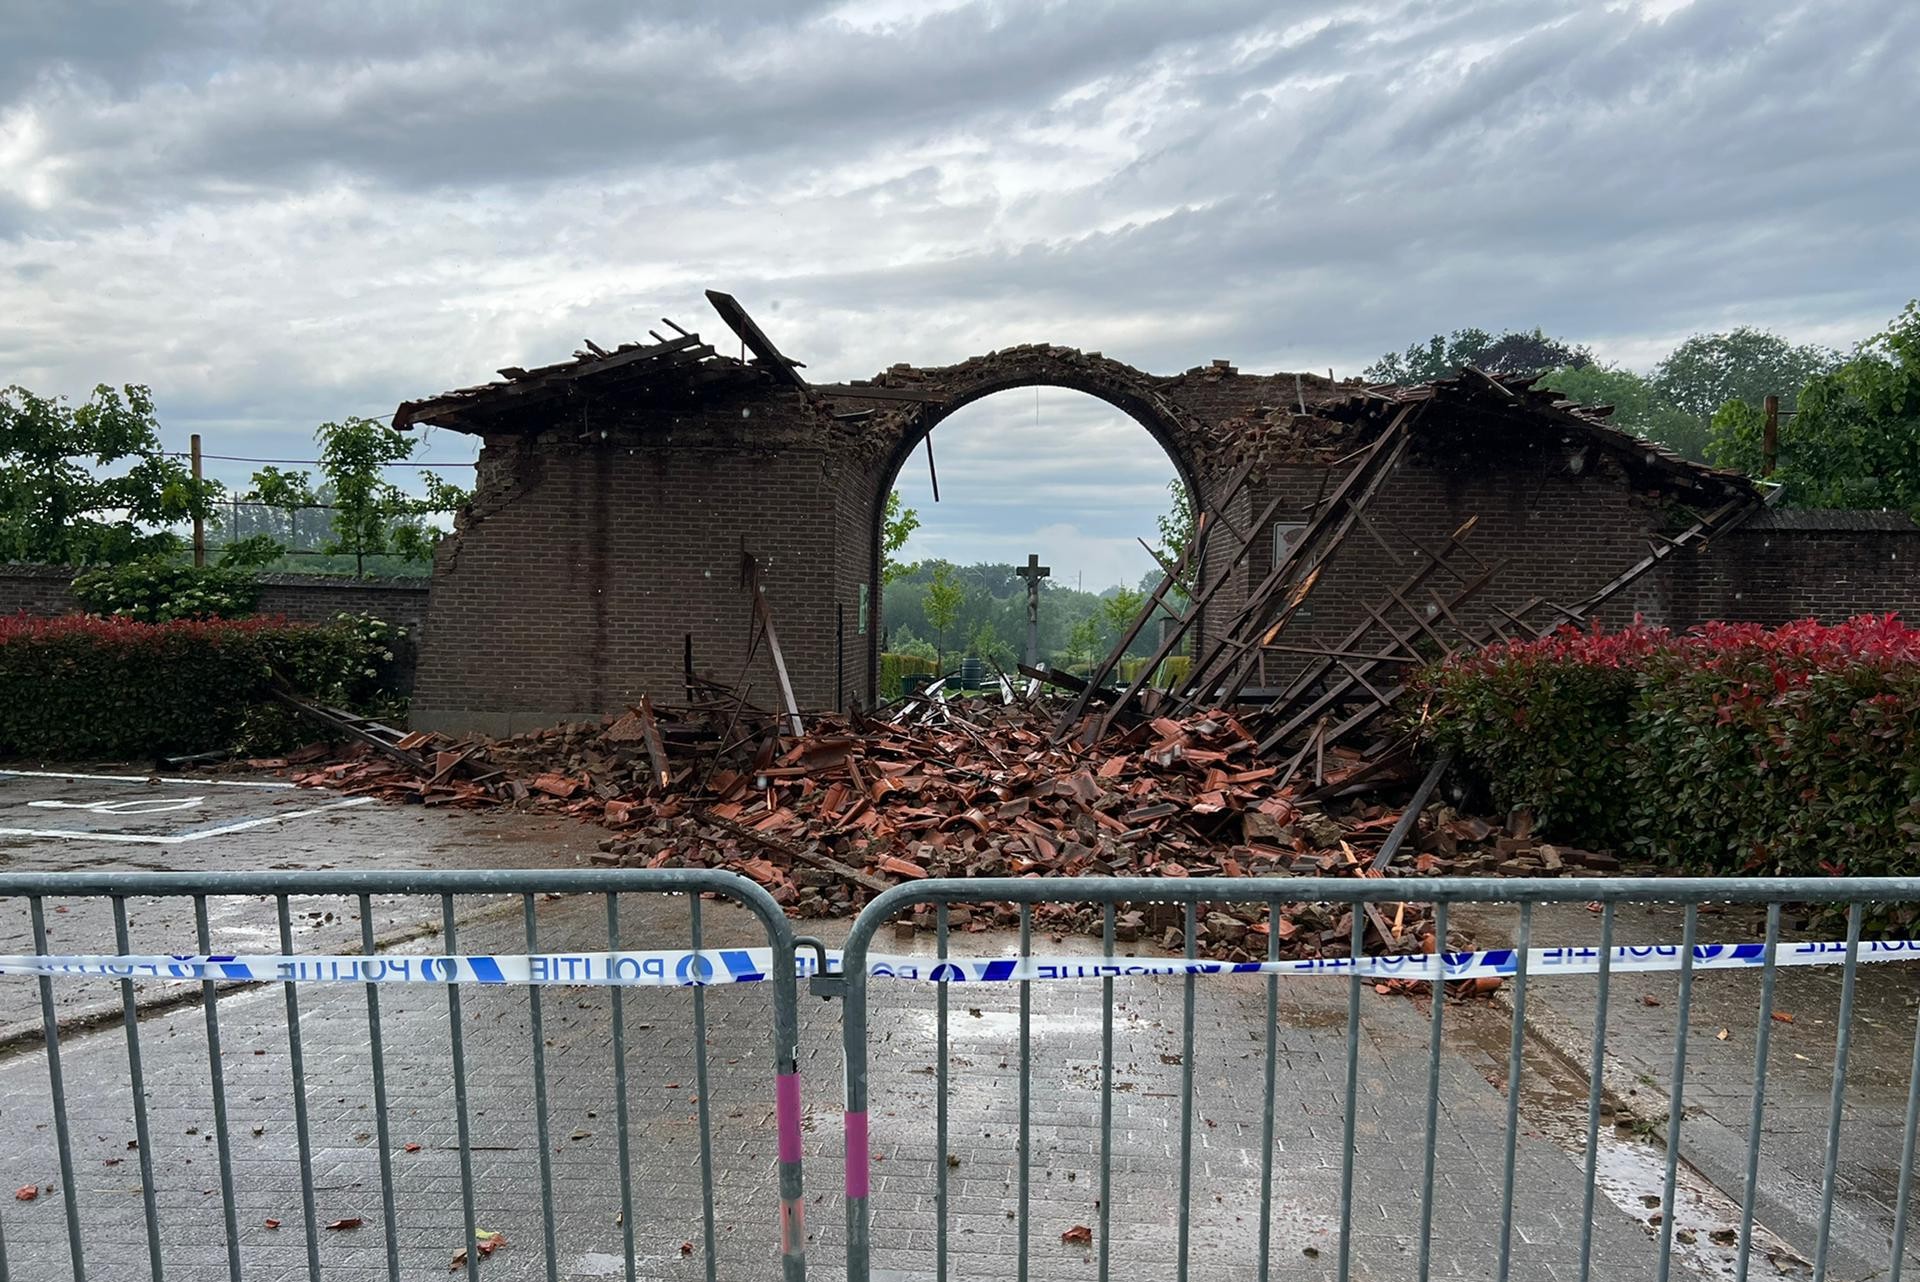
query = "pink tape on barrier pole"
xmin=845 ymin=1111 xmax=870 ymax=1199
xmin=776 ymin=1072 xmax=803 ymax=1165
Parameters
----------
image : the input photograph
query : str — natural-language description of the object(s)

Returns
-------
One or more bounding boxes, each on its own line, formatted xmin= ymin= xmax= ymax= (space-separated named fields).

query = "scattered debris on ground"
xmin=270 ymin=675 xmax=1650 ymax=967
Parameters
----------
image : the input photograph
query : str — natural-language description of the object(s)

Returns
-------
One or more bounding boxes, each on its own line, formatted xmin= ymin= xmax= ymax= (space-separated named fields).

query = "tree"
xmin=1065 ymin=614 xmax=1103 ymax=675
xmin=0 ymin=383 xmax=219 ymax=565
xmin=1708 ymin=302 xmax=1920 ymax=515
xmin=922 ymin=561 xmax=964 ymax=671
xmin=1653 ymin=328 xmax=1839 ymax=424
xmin=1536 ymin=364 xmax=1709 ymax=460
xmin=882 ymin=489 xmax=920 ymax=584
xmin=1153 ymin=478 xmax=1197 ymax=593
xmin=1364 ymin=328 xmax=1591 ymax=384
xmin=1100 ymin=586 xmax=1146 ymax=649
xmin=313 ymin=417 xmax=470 ymax=576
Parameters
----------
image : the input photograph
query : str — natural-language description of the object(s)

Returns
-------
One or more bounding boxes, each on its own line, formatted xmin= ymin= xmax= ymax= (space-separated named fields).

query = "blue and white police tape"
xmin=1 ymin=936 xmax=1919 ymax=987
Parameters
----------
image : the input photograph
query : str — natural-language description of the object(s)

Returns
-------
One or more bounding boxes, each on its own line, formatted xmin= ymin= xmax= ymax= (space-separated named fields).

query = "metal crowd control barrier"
xmin=0 ymin=869 xmax=808 ymax=1282
xmin=824 ymin=875 xmax=1920 ymax=1282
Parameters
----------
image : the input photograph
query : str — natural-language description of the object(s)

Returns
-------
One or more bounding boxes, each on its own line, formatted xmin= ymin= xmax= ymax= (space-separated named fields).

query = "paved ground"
xmin=1456 ymin=901 xmax=1920 ymax=1282
xmin=0 ymin=766 xmax=1903 ymax=1280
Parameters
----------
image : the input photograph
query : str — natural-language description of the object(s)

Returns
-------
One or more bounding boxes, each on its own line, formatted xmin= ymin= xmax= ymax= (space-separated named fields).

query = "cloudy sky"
xmin=4 ymin=0 xmax=1915 ymax=588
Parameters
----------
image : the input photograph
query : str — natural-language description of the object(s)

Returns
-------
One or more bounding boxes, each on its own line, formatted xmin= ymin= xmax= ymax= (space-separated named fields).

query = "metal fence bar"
xmin=1814 ymin=903 xmax=1865 ymax=1282
xmin=1177 ymin=900 xmax=1198 ymax=1282
xmin=522 ymin=894 xmax=560 ymax=1282
xmin=1098 ymin=903 xmax=1115 ymax=1282
xmin=1018 ymin=902 xmax=1032 ymax=1282
xmin=29 ymin=897 xmax=86 ymax=1282
xmin=193 ymin=894 xmax=243 ymax=1282
xmin=1337 ymin=904 xmax=1363 ymax=1282
xmin=442 ymin=895 xmax=482 ymax=1282
xmin=1575 ymin=901 xmax=1616 ymax=1282
xmin=690 ymin=897 xmax=719 ymax=1282
xmin=357 ymin=893 xmax=402 ymax=1282
xmin=1654 ymin=905 xmax=1699 ymax=1282
xmin=1734 ymin=902 xmax=1781 ymax=1282
xmin=113 ymin=896 xmax=165 ymax=1282
xmin=936 ymin=904 xmax=950 ymax=1282
xmin=1495 ymin=901 xmax=1532 ymax=1282
xmin=1257 ymin=898 xmax=1281 ymax=1282
xmin=1890 ymin=978 xmax=1920 ymax=1282
xmin=1416 ymin=900 xmax=1449 ymax=1282
xmin=274 ymin=895 xmax=323 ymax=1282
xmin=606 ymin=894 xmax=637 ymax=1282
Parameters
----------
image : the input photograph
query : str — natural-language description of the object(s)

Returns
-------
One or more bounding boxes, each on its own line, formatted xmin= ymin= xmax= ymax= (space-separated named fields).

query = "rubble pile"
xmin=282 ymin=694 xmax=1631 ymax=960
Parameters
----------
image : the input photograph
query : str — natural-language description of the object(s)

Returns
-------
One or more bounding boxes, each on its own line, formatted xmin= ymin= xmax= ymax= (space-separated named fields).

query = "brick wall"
xmin=1669 ymin=510 xmax=1920 ymax=626
xmin=399 ymin=347 xmax=1919 ymax=734
xmin=410 ymin=386 xmax=857 ymax=734
xmin=0 ymin=563 xmax=430 ymax=633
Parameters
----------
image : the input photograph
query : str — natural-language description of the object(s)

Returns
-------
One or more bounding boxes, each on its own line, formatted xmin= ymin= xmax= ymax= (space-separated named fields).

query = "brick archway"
xmin=820 ymin=345 xmax=1239 ymax=702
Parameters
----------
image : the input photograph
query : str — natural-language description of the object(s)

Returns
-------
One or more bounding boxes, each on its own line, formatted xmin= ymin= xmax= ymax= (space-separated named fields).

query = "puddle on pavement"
xmin=1456 ymin=1006 xmax=1811 ymax=1281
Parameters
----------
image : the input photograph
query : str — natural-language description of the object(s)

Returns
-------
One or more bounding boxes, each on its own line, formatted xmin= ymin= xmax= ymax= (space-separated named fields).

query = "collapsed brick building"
xmin=393 ymin=292 xmax=1918 ymax=743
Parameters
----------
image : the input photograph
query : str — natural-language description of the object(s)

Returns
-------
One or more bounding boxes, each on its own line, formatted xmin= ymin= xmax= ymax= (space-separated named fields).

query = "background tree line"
xmin=0 ymin=387 xmax=469 ymax=577
xmin=1364 ymin=303 xmax=1918 ymax=517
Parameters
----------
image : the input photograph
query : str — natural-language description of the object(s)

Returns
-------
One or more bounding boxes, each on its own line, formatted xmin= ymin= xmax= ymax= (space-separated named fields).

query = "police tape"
xmin=1 ymin=937 xmax=1919 ymax=987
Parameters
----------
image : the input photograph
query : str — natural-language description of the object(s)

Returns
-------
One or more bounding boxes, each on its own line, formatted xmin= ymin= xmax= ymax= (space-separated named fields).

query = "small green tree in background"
xmin=317 ymin=417 xmax=469 ymax=577
xmin=1709 ymin=302 xmax=1920 ymax=515
xmin=922 ymin=562 xmax=964 ymax=671
xmin=1100 ymin=586 xmax=1146 ymax=651
xmin=882 ymin=490 xmax=920 ymax=584
xmin=0 ymin=383 xmax=220 ymax=565
xmin=1064 ymin=614 xmax=1103 ymax=674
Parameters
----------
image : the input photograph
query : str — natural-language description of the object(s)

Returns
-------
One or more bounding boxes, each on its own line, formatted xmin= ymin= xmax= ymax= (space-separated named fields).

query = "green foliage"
xmin=884 ymin=560 xmax=1162 ymax=674
xmin=216 ymin=535 xmax=289 ymax=570
xmin=1364 ymin=328 xmax=1591 ymax=384
xmin=922 ymin=562 xmax=965 ymax=667
xmin=1416 ymin=618 xmax=1920 ymax=880
xmin=1118 ymin=653 xmax=1192 ymax=690
xmin=879 ymin=651 xmax=941 ymax=700
xmin=881 ymin=490 xmax=920 ymax=584
xmin=316 ymin=417 xmax=469 ymax=575
xmin=71 ymin=560 xmax=263 ymax=622
xmin=0 ymin=612 xmax=406 ymax=758
xmin=1652 ymin=327 xmax=1838 ymax=423
xmin=0 ymin=383 xmax=220 ymax=566
xmin=965 ymin=618 xmax=1015 ymax=668
xmin=1100 ymin=586 xmax=1146 ymax=646
xmin=1709 ymin=302 xmax=1920 ymax=516
xmin=1154 ymin=478 xmax=1197 ymax=594
xmin=1064 ymin=613 xmax=1103 ymax=673
xmin=1537 ymin=363 xmax=1710 ymax=461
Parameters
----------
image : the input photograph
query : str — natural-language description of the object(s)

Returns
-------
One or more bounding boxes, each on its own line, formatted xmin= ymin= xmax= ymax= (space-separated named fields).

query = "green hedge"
xmin=0 ymin=612 xmax=403 ymax=758
xmin=880 ymin=651 xmax=940 ymax=700
xmin=1118 ymin=654 xmax=1193 ymax=691
xmin=1415 ymin=616 xmax=1920 ymax=877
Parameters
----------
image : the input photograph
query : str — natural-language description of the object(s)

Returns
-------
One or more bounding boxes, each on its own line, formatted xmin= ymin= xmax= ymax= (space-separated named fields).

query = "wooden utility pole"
xmin=1762 ymin=394 xmax=1780 ymax=476
xmin=190 ymin=433 xmax=206 ymax=566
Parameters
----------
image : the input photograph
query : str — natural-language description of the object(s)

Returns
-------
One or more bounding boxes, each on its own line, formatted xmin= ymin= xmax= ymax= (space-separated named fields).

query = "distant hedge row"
xmin=0 ymin=612 xmax=401 ymax=758
xmin=1414 ymin=616 xmax=1920 ymax=878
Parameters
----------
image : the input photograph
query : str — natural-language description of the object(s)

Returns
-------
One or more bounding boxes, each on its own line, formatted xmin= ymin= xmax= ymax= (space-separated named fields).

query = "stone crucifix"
xmin=1015 ymin=552 xmax=1050 ymax=669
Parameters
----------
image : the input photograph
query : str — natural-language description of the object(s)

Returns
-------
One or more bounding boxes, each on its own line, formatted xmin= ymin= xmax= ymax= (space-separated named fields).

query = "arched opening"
xmin=864 ymin=376 xmax=1206 ymax=703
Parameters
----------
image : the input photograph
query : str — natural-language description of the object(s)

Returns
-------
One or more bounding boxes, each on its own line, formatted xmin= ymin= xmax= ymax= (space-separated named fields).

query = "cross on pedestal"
xmin=1015 ymin=552 xmax=1050 ymax=669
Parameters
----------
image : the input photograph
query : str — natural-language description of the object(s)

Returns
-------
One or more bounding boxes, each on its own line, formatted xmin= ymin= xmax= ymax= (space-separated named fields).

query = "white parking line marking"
xmin=0 ymin=769 xmax=297 ymax=790
xmin=0 ymin=797 xmax=374 ymax=844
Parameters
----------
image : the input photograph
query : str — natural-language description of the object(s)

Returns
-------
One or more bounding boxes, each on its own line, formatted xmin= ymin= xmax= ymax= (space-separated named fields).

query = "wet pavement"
xmin=0 ymin=768 xmax=1896 ymax=1280
xmin=1454 ymin=900 xmax=1920 ymax=1282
